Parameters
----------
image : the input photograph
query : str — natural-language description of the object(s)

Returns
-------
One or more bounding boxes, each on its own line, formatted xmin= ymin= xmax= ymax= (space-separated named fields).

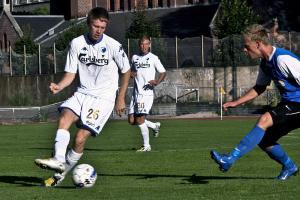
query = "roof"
xmin=106 ymin=4 xmax=219 ymax=44
xmin=14 ymin=15 xmax=64 ymax=40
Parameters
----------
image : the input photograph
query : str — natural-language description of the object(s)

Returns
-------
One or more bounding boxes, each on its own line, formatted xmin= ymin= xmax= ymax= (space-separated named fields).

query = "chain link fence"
xmin=1 ymin=31 xmax=299 ymax=75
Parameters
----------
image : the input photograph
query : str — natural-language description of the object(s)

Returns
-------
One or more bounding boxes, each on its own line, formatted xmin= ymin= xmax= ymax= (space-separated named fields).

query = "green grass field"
xmin=1 ymin=118 xmax=300 ymax=199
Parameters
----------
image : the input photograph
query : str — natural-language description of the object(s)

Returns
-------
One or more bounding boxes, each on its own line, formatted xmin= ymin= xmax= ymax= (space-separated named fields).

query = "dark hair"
xmin=87 ymin=7 xmax=109 ymax=25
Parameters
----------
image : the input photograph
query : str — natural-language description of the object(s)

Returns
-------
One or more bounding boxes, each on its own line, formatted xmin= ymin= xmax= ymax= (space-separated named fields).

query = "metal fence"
xmin=1 ymin=31 xmax=300 ymax=76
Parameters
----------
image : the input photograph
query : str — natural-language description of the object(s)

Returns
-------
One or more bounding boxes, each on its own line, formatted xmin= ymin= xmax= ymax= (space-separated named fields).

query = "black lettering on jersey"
xmin=78 ymin=47 xmax=109 ymax=66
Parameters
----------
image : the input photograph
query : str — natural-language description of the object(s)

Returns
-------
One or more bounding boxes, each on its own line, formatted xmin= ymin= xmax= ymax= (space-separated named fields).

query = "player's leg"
xmin=259 ymin=114 xmax=300 ymax=180
xmin=35 ymin=109 xmax=79 ymax=172
xmin=211 ymin=112 xmax=272 ymax=171
xmin=145 ymin=119 xmax=161 ymax=137
xmin=136 ymin=115 xmax=151 ymax=152
xmin=44 ymin=129 xmax=90 ymax=187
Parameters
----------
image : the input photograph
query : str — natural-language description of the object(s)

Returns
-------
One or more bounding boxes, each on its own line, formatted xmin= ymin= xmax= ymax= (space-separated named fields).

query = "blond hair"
xmin=242 ymin=24 xmax=270 ymax=44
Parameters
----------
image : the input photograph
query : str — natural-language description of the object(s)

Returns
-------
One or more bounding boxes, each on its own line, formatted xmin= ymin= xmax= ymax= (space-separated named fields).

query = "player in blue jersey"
xmin=211 ymin=24 xmax=300 ymax=180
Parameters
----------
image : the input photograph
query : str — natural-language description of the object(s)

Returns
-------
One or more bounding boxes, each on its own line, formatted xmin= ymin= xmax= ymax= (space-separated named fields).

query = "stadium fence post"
xmin=9 ymin=46 xmax=12 ymax=76
xmin=38 ymin=44 xmax=41 ymax=74
xmin=53 ymin=43 xmax=57 ymax=74
xmin=23 ymin=45 xmax=27 ymax=75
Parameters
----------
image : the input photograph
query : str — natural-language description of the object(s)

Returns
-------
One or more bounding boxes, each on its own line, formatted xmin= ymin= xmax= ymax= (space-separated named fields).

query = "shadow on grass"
xmin=0 ymin=176 xmax=44 ymax=187
xmin=29 ymin=147 xmax=136 ymax=152
xmin=99 ymin=173 xmax=274 ymax=184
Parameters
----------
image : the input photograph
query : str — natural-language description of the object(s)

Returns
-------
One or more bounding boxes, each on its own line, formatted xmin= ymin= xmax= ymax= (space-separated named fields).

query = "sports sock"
xmin=54 ymin=129 xmax=70 ymax=163
xmin=265 ymin=144 xmax=295 ymax=168
xmin=230 ymin=125 xmax=265 ymax=161
xmin=61 ymin=149 xmax=83 ymax=176
xmin=145 ymin=119 xmax=156 ymax=129
xmin=138 ymin=123 xmax=150 ymax=147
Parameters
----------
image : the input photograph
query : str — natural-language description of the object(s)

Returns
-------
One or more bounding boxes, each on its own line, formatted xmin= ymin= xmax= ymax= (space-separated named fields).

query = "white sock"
xmin=61 ymin=149 xmax=83 ymax=177
xmin=145 ymin=119 xmax=156 ymax=129
xmin=138 ymin=123 xmax=150 ymax=147
xmin=54 ymin=129 xmax=70 ymax=163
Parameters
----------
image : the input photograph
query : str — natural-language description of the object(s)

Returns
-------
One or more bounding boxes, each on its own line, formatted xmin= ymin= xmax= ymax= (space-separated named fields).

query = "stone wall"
xmin=0 ymin=66 xmax=261 ymax=106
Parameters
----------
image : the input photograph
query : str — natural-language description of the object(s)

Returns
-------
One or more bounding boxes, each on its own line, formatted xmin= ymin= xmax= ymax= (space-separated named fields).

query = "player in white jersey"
xmin=128 ymin=36 xmax=166 ymax=152
xmin=34 ymin=7 xmax=131 ymax=187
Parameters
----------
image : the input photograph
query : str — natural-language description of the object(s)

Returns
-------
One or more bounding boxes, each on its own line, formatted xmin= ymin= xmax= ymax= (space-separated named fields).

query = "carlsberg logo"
xmin=78 ymin=47 xmax=109 ymax=66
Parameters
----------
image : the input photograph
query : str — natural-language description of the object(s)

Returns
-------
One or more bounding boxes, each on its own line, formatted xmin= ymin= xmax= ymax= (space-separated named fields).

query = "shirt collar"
xmin=268 ymin=46 xmax=276 ymax=61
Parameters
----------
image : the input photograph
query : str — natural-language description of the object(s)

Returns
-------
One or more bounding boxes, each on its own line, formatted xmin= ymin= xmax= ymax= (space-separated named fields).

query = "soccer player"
xmin=128 ymin=36 xmax=166 ymax=152
xmin=34 ymin=7 xmax=131 ymax=187
xmin=210 ymin=24 xmax=300 ymax=180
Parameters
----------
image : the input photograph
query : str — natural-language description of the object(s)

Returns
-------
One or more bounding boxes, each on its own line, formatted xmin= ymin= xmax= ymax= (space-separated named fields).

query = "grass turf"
xmin=1 ymin=118 xmax=300 ymax=199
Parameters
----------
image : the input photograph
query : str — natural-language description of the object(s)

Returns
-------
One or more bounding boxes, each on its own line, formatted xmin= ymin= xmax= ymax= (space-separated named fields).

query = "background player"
xmin=34 ymin=7 xmax=131 ymax=186
xmin=128 ymin=36 xmax=166 ymax=152
xmin=211 ymin=24 xmax=300 ymax=180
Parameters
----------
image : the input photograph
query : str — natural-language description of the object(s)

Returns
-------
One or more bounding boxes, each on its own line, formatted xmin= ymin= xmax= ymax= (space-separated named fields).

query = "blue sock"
xmin=230 ymin=125 xmax=265 ymax=160
xmin=265 ymin=144 xmax=295 ymax=168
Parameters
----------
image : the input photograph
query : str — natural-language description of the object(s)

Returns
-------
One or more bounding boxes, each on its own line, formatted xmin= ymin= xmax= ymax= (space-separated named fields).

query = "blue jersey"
xmin=258 ymin=47 xmax=300 ymax=103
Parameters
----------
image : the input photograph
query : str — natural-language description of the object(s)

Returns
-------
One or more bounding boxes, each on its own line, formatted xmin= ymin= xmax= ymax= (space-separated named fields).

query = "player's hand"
xmin=148 ymin=80 xmax=158 ymax=86
xmin=49 ymin=83 xmax=61 ymax=94
xmin=223 ymin=101 xmax=238 ymax=112
xmin=115 ymin=99 xmax=125 ymax=117
xmin=143 ymin=83 xmax=154 ymax=90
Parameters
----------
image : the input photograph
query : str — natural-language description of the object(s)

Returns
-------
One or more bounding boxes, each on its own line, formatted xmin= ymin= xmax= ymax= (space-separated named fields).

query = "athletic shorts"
xmin=128 ymin=94 xmax=154 ymax=115
xmin=59 ymin=92 xmax=114 ymax=136
xmin=259 ymin=101 xmax=300 ymax=148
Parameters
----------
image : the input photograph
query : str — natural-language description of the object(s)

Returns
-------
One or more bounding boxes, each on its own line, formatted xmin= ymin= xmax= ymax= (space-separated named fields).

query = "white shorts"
xmin=128 ymin=94 xmax=153 ymax=115
xmin=59 ymin=92 xmax=114 ymax=136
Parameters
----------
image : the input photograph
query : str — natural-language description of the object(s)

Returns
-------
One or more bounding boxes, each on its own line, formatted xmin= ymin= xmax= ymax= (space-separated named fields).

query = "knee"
xmin=128 ymin=114 xmax=136 ymax=125
xmin=257 ymin=112 xmax=273 ymax=130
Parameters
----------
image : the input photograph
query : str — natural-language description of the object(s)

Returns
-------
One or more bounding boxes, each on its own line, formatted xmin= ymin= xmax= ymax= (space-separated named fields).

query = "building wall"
xmin=0 ymin=12 xmax=20 ymax=52
xmin=71 ymin=0 xmax=92 ymax=18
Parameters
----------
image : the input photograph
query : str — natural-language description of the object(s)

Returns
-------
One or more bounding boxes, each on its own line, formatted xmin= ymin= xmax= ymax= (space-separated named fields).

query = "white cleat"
xmin=34 ymin=158 xmax=65 ymax=173
xmin=136 ymin=145 xmax=151 ymax=152
xmin=153 ymin=122 xmax=161 ymax=137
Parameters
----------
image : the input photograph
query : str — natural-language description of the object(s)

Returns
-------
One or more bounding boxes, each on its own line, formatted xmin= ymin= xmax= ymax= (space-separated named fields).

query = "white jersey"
xmin=65 ymin=33 xmax=130 ymax=102
xmin=131 ymin=52 xmax=166 ymax=96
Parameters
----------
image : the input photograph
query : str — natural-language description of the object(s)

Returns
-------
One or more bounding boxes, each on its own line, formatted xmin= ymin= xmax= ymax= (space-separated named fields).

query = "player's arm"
xmin=223 ymin=86 xmax=266 ymax=111
xmin=148 ymin=72 xmax=166 ymax=86
xmin=49 ymin=72 xmax=76 ymax=94
xmin=115 ymin=70 xmax=131 ymax=116
xmin=223 ymin=64 xmax=270 ymax=111
xmin=148 ymin=56 xmax=166 ymax=86
xmin=112 ymin=43 xmax=131 ymax=116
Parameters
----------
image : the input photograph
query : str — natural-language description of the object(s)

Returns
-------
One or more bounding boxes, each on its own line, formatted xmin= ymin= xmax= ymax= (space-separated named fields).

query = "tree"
xmin=14 ymin=25 xmax=38 ymax=54
xmin=213 ymin=0 xmax=258 ymax=39
xmin=211 ymin=0 xmax=259 ymax=100
xmin=55 ymin=22 xmax=88 ymax=51
xmin=125 ymin=1 xmax=161 ymax=39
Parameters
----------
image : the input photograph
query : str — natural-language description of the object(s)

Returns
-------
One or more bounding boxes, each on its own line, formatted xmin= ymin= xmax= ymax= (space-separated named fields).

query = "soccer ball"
xmin=72 ymin=164 xmax=97 ymax=188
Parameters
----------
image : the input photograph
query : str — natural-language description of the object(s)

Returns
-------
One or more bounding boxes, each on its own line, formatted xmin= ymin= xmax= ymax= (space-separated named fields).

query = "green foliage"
xmin=126 ymin=8 xmax=161 ymax=39
xmin=213 ymin=0 xmax=259 ymax=38
xmin=32 ymin=6 xmax=49 ymax=15
xmin=14 ymin=25 xmax=38 ymax=54
xmin=55 ymin=22 xmax=88 ymax=51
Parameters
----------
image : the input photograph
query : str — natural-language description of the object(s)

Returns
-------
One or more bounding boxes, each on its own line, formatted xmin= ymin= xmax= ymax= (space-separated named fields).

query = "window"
xmin=148 ymin=0 xmax=153 ymax=8
xmin=110 ymin=0 xmax=115 ymax=11
xmin=120 ymin=0 xmax=124 ymax=10
xmin=167 ymin=0 xmax=171 ymax=7
xmin=4 ymin=33 xmax=8 ymax=52
xmin=128 ymin=0 xmax=131 ymax=10
xmin=158 ymin=0 xmax=163 ymax=7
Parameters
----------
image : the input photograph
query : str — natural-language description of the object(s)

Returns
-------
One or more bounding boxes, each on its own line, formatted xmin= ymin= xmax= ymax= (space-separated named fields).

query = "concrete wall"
xmin=0 ymin=66 xmax=260 ymax=106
